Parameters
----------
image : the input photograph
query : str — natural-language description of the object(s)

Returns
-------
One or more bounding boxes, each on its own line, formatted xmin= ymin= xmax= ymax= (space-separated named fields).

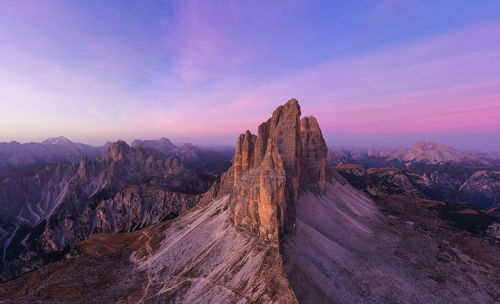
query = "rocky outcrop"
xmin=0 ymin=141 xmax=212 ymax=282
xmin=94 ymin=181 xmax=200 ymax=233
xmin=223 ymin=99 xmax=327 ymax=243
xmin=300 ymin=116 xmax=328 ymax=193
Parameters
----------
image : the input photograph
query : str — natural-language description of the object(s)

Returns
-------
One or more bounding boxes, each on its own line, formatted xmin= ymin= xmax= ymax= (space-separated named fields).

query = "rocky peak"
xmin=402 ymin=141 xmax=472 ymax=164
xmin=130 ymin=137 xmax=177 ymax=154
xmin=226 ymin=98 xmax=327 ymax=244
xmin=103 ymin=140 xmax=132 ymax=161
xmin=300 ymin=116 xmax=328 ymax=193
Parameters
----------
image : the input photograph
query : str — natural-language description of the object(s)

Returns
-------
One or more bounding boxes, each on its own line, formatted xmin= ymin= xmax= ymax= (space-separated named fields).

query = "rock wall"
xmin=226 ymin=99 xmax=327 ymax=243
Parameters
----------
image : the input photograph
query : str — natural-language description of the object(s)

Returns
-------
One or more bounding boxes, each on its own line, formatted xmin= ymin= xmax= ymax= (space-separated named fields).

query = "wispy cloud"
xmin=0 ymin=1 xmax=499 ymax=149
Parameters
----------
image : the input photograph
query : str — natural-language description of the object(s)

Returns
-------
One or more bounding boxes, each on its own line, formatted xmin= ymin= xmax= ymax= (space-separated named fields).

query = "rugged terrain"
xmin=0 ymin=141 xmax=212 ymax=282
xmin=332 ymin=164 xmax=500 ymax=209
xmin=132 ymin=138 xmax=234 ymax=175
xmin=0 ymin=99 xmax=498 ymax=303
xmin=328 ymin=142 xmax=500 ymax=209
xmin=1 ymin=172 xmax=498 ymax=303
xmin=329 ymin=141 xmax=500 ymax=169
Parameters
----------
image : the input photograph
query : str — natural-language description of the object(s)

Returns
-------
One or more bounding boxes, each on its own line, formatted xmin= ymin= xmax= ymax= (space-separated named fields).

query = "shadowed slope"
xmin=0 ymin=196 xmax=297 ymax=303
xmin=283 ymin=171 xmax=500 ymax=303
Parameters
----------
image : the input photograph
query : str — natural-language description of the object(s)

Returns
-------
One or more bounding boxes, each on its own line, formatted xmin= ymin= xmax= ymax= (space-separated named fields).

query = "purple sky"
xmin=1 ymin=1 xmax=500 ymax=151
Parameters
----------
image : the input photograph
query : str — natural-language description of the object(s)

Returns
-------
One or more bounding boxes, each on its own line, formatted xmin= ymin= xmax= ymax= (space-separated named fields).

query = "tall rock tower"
xmin=221 ymin=99 xmax=327 ymax=244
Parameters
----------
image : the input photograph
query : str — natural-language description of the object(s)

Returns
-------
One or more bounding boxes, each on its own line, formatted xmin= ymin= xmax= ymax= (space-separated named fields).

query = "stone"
xmin=222 ymin=98 xmax=327 ymax=244
xmin=300 ymin=116 xmax=328 ymax=193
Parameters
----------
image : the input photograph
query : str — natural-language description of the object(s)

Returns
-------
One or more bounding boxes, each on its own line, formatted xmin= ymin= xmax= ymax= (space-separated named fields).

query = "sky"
xmin=0 ymin=1 xmax=500 ymax=151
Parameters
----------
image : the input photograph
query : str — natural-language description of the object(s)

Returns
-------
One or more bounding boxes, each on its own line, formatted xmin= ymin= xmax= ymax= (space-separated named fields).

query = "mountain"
xmin=41 ymin=136 xmax=75 ymax=146
xmin=132 ymin=138 xmax=234 ymax=175
xmin=0 ymin=136 xmax=105 ymax=174
xmin=0 ymin=135 xmax=233 ymax=177
xmin=392 ymin=141 xmax=486 ymax=166
xmin=0 ymin=141 xmax=213 ymax=282
xmin=131 ymin=137 xmax=177 ymax=155
xmin=328 ymin=141 xmax=497 ymax=169
xmin=328 ymin=142 xmax=500 ymax=208
xmin=1 ymin=99 xmax=498 ymax=303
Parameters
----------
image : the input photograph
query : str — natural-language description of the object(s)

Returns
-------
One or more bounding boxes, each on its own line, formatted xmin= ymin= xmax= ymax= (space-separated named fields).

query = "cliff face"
xmin=226 ymin=99 xmax=327 ymax=243
xmin=0 ymin=141 xmax=211 ymax=282
xmin=300 ymin=116 xmax=328 ymax=193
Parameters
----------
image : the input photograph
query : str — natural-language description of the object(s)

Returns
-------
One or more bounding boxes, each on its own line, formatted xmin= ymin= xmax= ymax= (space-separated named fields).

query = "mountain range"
xmin=0 ymin=99 xmax=498 ymax=303
xmin=0 ymin=136 xmax=107 ymax=174
xmin=328 ymin=141 xmax=500 ymax=169
xmin=0 ymin=136 xmax=234 ymax=177
xmin=0 ymin=141 xmax=213 ymax=282
xmin=328 ymin=142 xmax=500 ymax=209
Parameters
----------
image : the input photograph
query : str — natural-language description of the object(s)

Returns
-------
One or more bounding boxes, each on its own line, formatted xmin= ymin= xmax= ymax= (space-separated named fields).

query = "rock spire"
xmin=224 ymin=99 xmax=327 ymax=243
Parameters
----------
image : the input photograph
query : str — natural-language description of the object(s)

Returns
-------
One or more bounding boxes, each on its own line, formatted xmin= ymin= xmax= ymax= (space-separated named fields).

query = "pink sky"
xmin=0 ymin=1 xmax=499 ymax=150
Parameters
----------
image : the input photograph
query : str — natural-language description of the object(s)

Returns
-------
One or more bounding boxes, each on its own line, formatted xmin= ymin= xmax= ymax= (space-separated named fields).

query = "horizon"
xmin=1 ymin=1 xmax=500 ymax=151
xmin=3 ymin=133 xmax=500 ymax=154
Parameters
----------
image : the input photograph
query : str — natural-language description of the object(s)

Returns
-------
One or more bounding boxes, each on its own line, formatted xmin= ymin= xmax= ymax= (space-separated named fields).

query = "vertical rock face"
xmin=300 ymin=116 xmax=328 ymax=193
xmin=227 ymin=99 xmax=327 ymax=243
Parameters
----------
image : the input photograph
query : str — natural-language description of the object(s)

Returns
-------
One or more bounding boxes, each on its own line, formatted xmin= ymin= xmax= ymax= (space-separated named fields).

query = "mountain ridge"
xmin=0 ymin=140 xmax=212 ymax=282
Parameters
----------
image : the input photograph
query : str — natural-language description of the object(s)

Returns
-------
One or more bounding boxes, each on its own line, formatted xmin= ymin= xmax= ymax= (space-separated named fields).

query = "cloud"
xmin=1 ymin=2 xmax=499 ymax=150
xmin=208 ymin=21 xmax=500 ymax=136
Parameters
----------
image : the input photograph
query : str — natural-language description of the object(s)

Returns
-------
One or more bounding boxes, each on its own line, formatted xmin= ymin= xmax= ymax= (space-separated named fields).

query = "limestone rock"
xmin=224 ymin=98 xmax=327 ymax=243
xmin=300 ymin=116 xmax=328 ymax=193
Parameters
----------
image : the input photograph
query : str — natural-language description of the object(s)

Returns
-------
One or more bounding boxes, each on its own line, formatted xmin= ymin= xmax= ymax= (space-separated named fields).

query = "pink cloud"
xmin=192 ymin=21 xmax=500 ymax=138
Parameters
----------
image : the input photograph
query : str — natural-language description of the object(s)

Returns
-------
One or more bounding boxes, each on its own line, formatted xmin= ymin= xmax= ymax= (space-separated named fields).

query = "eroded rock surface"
xmin=224 ymin=99 xmax=327 ymax=243
xmin=0 ymin=141 xmax=211 ymax=282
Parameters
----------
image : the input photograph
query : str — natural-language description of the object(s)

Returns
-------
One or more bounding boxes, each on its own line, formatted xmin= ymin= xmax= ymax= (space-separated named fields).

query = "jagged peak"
xmin=274 ymin=98 xmax=301 ymax=117
xmin=130 ymin=137 xmax=177 ymax=153
xmin=226 ymin=98 xmax=327 ymax=243
xmin=103 ymin=140 xmax=131 ymax=161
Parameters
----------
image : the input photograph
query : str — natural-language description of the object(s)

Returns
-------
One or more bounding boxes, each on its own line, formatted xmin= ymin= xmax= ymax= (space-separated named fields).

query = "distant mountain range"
xmin=0 ymin=136 xmax=234 ymax=176
xmin=328 ymin=141 xmax=500 ymax=169
xmin=0 ymin=136 xmax=107 ymax=174
xmin=131 ymin=138 xmax=234 ymax=175
xmin=329 ymin=141 xmax=500 ymax=208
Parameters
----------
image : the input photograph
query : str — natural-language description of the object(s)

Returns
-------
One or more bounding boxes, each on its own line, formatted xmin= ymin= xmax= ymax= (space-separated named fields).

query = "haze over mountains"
xmin=3 ymin=135 xmax=499 ymax=176
xmin=328 ymin=142 xmax=500 ymax=209
xmin=0 ymin=136 xmax=234 ymax=176
xmin=328 ymin=141 xmax=500 ymax=169
xmin=0 ymin=100 xmax=498 ymax=303
xmin=0 ymin=136 xmax=106 ymax=174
